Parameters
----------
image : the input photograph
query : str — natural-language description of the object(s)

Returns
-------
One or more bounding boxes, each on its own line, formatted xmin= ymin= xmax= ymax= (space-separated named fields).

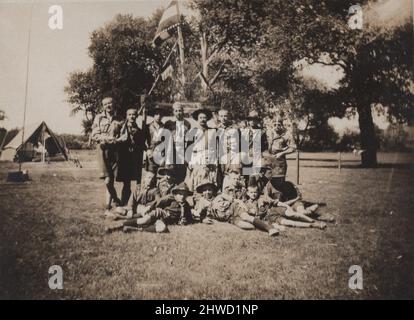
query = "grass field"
xmin=0 ymin=151 xmax=413 ymax=299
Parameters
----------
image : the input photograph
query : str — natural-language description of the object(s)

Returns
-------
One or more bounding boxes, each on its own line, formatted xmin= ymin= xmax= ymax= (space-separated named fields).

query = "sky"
xmin=0 ymin=0 xmax=167 ymax=134
xmin=0 ymin=0 xmax=411 ymax=135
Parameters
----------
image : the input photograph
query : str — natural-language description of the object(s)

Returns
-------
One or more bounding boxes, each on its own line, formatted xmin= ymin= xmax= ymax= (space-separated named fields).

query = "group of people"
xmin=91 ymin=94 xmax=333 ymax=237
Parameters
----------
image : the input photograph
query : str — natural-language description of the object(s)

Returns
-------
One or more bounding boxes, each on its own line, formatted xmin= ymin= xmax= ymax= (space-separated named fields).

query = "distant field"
xmin=0 ymin=151 xmax=413 ymax=299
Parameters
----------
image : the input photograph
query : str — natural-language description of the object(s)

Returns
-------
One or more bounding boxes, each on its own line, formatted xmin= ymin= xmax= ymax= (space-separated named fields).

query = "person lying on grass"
xmin=209 ymin=183 xmax=279 ymax=237
xmin=106 ymin=182 xmax=194 ymax=234
xmin=232 ymin=185 xmax=280 ymax=236
xmin=262 ymin=176 xmax=332 ymax=229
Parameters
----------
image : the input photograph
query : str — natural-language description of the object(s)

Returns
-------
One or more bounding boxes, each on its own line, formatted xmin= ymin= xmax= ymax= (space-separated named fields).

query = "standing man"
xmin=240 ymin=110 xmax=268 ymax=183
xmin=215 ymin=108 xmax=240 ymax=188
xmin=164 ymin=102 xmax=192 ymax=184
xmin=266 ymin=117 xmax=296 ymax=180
xmin=91 ymin=94 xmax=122 ymax=217
xmin=186 ymin=108 xmax=218 ymax=192
xmin=116 ymin=108 xmax=148 ymax=210
xmin=146 ymin=106 xmax=166 ymax=174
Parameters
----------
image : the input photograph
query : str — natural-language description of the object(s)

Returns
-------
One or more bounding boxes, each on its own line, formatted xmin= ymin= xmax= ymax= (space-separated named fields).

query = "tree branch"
xmin=209 ymin=61 xmax=227 ymax=86
xmin=206 ymin=39 xmax=227 ymax=64
xmin=307 ymin=58 xmax=347 ymax=70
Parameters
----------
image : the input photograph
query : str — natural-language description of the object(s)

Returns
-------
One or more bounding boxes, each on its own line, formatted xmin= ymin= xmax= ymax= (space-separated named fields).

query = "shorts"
xmin=264 ymin=206 xmax=286 ymax=224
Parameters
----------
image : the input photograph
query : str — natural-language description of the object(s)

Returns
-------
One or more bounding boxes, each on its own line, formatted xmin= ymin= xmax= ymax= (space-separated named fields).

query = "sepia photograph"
xmin=0 ymin=0 xmax=413 ymax=303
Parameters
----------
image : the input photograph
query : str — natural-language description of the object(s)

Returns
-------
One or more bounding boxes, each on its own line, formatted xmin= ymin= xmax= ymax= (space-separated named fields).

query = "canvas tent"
xmin=0 ymin=121 xmax=68 ymax=162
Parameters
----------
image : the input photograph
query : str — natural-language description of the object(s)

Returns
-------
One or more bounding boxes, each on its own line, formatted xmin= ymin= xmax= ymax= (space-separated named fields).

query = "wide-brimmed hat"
xmin=246 ymin=110 xmax=260 ymax=120
xmin=192 ymin=108 xmax=213 ymax=121
xmin=172 ymin=182 xmax=193 ymax=195
xmin=196 ymin=181 xmax=218 ymax=194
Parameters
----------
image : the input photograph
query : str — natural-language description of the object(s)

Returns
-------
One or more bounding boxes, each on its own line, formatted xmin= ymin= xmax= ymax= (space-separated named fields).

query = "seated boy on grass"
xmin=106 ymin=182 xmax=194 ymax=234
xmin=192 ymin=181 xmax=218 ymax=224
xmin=209 ymin=183 xmax=279 ymax=237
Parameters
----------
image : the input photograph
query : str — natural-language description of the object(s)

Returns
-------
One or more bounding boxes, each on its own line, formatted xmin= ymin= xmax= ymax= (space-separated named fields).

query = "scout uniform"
xmin=116 ymin=120 xmax=147 ymax=183
xmin=146 ymin=107 xmax=167 ymax=173
xmin=156 ymin=166 xmax=176 ymax=197
xmin=151 ymin=183 xmax=194 ymax=226
xmin=91 ymin=111 xmax=122 ymax=179
xmin=221 ymin=165 xmax=246 ymax=198
xmin=210 ymin=192 xmax=237 ymax=223
xmin=241 ymin=111 xmax=268 ymax=178
xmin=130 ymin=185 xmax=159 ymax=217
xmin=266 ymin=121 xmax=295 ymax=177
xmin=233 ymin=190 xmax=280 ymax=235
xmin=193 ymin=181 xmax=218 ymax=222
xmin=187 ymin=109 xmax=218 ymax=192
xmin=247 ymin=158 xmax=272 ymax=193
xmin=107 ymin=183 xmax=194 ymax=234
xmin=235 ymin=194 xmax=274 ymax=220
xmin=164 ymin=115 xmax=192 ymax=184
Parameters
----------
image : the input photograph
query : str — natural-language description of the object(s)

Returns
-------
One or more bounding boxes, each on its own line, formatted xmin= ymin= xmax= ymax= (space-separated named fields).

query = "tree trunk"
xmin=357 ymin=103 xmax=378 ymax=167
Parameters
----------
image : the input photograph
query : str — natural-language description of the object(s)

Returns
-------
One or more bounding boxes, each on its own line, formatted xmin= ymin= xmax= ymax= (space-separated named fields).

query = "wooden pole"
xmin=176 ymin=2 xmax=186 ymax=97
xmin=296 ymin=150 xmax=300 ymax=185
xmin=42 ymin=128 xmax=45 ymax=163
xmin=19 ymin=5 xmax=33 ymax=171
xmin=139 ymin=94 xmax=148 ymax=188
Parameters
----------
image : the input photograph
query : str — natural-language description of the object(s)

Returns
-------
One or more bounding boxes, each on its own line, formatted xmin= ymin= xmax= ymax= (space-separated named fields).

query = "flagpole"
xmin=148 ymin=40 xmax=178 ymax=97
xmin=19 ymin=4 xmax=33 ymax=172
xmin=137 ymin=40 xmax=179 ymax=116
xmin=176 ymin=2 xmax=186 ymax=97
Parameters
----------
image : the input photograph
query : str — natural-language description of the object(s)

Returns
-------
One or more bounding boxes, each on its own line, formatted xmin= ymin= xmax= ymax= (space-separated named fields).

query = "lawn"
xmin=0 ymin=151 xmax=413 ymax=299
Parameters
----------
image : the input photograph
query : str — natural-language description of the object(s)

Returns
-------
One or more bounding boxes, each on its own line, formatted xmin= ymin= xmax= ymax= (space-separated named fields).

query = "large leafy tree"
xmin=191 ymin=0 xmax=413 ymax=167
xmin=65 ymin=13 xmax=166 ymax=133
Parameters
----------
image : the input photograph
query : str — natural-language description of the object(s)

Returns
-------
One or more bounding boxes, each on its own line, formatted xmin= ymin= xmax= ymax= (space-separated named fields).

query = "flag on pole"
xmin=153 ymin=1 xmax=180 ymax=46
xmin=161 ymin=64 xmax=174 ymax=81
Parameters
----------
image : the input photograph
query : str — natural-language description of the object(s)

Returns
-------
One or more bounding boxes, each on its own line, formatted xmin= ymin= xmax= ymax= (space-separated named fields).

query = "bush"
xmin=58 ymin=134 xmax=91 ymax=150
xmin=378 ymin=125 xmax=410 ymax=152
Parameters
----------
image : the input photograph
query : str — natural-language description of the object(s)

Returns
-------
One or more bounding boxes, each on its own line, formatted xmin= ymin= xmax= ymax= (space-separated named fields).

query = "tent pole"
xmin=42 ymin=127 xmax=45 ymax=163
